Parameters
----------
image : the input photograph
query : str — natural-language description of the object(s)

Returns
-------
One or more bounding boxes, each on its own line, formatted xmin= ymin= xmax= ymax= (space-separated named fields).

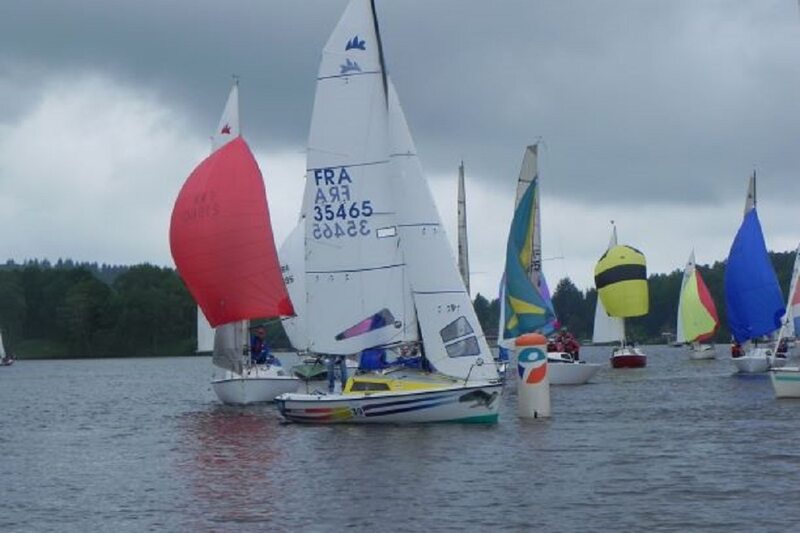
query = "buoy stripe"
xmin=595 ymin=264 xmax=647 ymax=289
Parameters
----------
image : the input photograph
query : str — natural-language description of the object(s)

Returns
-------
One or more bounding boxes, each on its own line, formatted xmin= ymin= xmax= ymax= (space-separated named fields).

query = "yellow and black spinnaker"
xmin=594 ymin=245 xmax=648 ymax=318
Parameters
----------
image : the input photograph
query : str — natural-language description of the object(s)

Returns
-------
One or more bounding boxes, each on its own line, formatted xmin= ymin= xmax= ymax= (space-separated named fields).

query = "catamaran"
xmin=770 ymin=244 xmax=800 ymax=397
xmin=676 ymin=250 xmax=719 ymax=359
xmin=498 ymin=144 xmax=600 ymax=385
xmin=275 ymin=0 xmax=502 ymax=423
xmin=593 ymin=225 xmax=649 ymax=368
xmin=725 ymin=172 xmax=787 ymax=374
xmin=170 ymin=81 xmax=299 ymax=404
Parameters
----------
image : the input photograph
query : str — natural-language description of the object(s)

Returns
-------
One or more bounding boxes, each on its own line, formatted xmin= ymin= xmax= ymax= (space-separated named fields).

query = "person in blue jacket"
xmin=251 ymin=326 xmax=279 ymax=366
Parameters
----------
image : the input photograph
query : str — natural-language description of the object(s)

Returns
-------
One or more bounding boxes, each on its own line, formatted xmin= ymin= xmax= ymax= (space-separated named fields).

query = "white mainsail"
xmin=302 ymin=0 xmax=416 ymax=354
xmin=780 ymin=243 xmax=800 ymax=339
xmin=592 ymin=226 xmax=625 ymax=343
xmin=675 ymin=250 xmax=695 ymax=344
xmin=279 ymin=220 xmax=310 ymax=352
xmin=0 ymin=331 xmax=6 ymax=359
xmin=197 ymin=82 xmax=241 ymax=354
xmin=388 ymin=80 xmax=497 ymax=383
xmin=208 ymin=82 xmax=250 ymax=374
xmin=457 ymin=161 xmax=470 ymax=295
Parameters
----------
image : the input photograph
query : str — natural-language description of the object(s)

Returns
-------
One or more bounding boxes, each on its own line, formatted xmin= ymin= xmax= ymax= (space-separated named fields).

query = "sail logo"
xmin=220 ymin=123 xmax=231 ymax=135
xmin=340 ymin=58 xmax=362 ymax=75
xmin=345 ymin=35 xmax=366 ymax=51
xmin=517 ymin=347 xmax=547 ymax=384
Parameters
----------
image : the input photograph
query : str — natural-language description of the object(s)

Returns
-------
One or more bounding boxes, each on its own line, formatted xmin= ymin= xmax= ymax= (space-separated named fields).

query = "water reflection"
xmin=176 ymin=405 xmax=283 ymax=529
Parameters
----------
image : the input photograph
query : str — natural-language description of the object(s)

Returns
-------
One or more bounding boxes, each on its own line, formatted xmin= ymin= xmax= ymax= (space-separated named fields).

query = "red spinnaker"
xmin=695 ymin=269 xmax=719 ymax=342
xmin=169 ymin=136 xmax=294 ymax=327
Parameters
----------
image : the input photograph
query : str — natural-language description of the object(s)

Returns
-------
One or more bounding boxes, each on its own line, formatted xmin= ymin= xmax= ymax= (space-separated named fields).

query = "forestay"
xmin=302 ymin=0 xmax=416 ymax=354
xmin=388 ymin=80 xmax=496 ymax=383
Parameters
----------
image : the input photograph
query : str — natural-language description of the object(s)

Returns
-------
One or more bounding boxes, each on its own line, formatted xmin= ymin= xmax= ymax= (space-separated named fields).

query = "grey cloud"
xmin=1 ymin=0 xmax=799 ymax=206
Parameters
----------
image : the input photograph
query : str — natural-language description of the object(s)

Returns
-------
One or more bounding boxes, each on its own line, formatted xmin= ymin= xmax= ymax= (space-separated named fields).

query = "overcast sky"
xmin=1 ymin=0 xmax=799 ymax=298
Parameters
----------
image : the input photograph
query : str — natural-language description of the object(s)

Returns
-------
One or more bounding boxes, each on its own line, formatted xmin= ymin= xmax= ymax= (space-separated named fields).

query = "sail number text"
xmin=311 ymin=166 xmax=373 ymax=240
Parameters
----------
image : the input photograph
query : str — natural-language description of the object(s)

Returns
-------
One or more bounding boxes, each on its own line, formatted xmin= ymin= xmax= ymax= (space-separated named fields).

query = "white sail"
xmin=279 ymin=220 xmax=310 ymax=352
xmin=388 ymin=80 xmax=497 ymax=382
xmin=781 ymin=243 xmax=800 ymax=338
xmin=592 ymin=226 xmax=625 ymax=343
xmin=457 ymin=161 xmax=470 ymax=295
xmin=744 ymin=171 xmax=755 ymax=215
xmin=212 ymin=321 xmax=247 ymax=374
xmin=302 ymin=0 xmax=415 ymax=354
xmin=518 ymin=145 xmax=545 ymax=304
xmin=675 ymin=250 xmax=695 ymax=344
xmin=212 ymin=82 xmax=240 ymax=151
xmin=197 ymin=82 xmax=242 ymax=353
xmin=0 ymin=332 xmax=6 ymax=359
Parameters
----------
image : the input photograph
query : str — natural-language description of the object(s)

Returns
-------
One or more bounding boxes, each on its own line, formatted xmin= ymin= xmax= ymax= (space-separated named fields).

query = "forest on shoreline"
xmin=0 ymin=251 xmax=796 ymax=358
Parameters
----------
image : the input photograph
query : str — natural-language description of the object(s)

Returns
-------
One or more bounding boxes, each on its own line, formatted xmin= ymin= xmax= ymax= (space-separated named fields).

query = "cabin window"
xmin=440 ymin=316 xmax=474 ymax=343
xmin=444 ymin=336 xmax=481 ymax=358
xmin=350 ymin=381 xmax=391 ymax=392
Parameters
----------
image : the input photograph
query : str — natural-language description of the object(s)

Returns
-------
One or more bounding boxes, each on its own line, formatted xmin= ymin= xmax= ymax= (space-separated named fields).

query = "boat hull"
xmin=546 ymin=353 xmax=601 ymax=385
xmin=276 ymin=383 xmax=503 ymax=424
xmin=687 ymin=344 xmax=716 ymax=360
xmin=731 ymin=347 xmax=786 ymax=374
xmin=212 ymin=366 xmax=300 ymax=405
xmin=770 ymin=367 xmax=800 ymax=398
xmin=610 ymin=347 xmax=646 ymax=368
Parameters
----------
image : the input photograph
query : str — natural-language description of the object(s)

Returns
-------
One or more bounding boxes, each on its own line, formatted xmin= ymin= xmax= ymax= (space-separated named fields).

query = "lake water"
xmin=2 ymin=346 xmax=800 ymax=532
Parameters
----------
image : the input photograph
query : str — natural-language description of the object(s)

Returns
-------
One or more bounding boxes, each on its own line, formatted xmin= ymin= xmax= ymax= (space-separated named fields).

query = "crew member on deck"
xmin=251 ymin=326 xmax=277 ymax=365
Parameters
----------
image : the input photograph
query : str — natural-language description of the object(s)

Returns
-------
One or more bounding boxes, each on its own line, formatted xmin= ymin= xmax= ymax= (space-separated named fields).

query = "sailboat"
xmin=170 ymin=81 xmax=299 ymax=404
xmin=499 ymin=144 xmax=600 ymax=385
xmin=725 ymin=172 xmax=786 ymax=374
xmin=676 ymin=250 xmax=719 ymax=359
xmin=0 ymin=331 xmax=13 ymax=366
xmin=770 ymin=244 xmax=800 ymax=396
xmin=275 ymin=0 xmax=502 ymax=424
xmin=593 ymin=225 xmax=649 ymax=368
xmin=457 ymin=161 xmax=470 ymax=295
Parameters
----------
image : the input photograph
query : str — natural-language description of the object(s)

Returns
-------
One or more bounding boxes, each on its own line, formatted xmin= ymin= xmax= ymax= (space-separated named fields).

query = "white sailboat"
xmin=0 ymin=331 xmax=13 ymax=366
xmin=593 ymin=225 xmax=649 ymax=368
xmin=676 ymin=250 xmax=719 ymax=360
xmin=276 ymin=0 xmax=502 ymax=423
xmin=499 ymin=144 xmax=600 ymax=385
xmin=770 ymin=244 xmax=800 ymax=397
xmin=170 ymin=81 xmax=299 ymax=405
xmin=726 ymin=172 xmax=787 ymax=374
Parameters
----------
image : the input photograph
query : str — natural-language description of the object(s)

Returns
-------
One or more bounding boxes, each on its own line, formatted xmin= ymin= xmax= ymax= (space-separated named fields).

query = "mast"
xmin=457 ymin=161 xmax=470 ymax=295
xmin=370 ymin=0 xmax=389 ymax=104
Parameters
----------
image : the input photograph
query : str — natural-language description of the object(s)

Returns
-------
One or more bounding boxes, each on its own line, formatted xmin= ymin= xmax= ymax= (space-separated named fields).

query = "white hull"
xmin=731 ymin=347 xmax=788 ymax=374
xmin=687 ymin=344 xmax=716 ymax=360
xmin=770 ymin=367 xmax=800 ymax=398
xmin=276 ymin=382 xmax=503 ymax=424
xmin=212 ymin=365 xmax=300 ymax=405
xmin=546 ymin=353 xmax=601 ymax=385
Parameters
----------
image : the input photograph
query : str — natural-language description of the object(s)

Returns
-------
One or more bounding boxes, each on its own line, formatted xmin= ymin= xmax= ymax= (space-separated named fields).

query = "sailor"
xmin=326 ymin=354 xmax=348 ymax=393
xmin=250 ymin=326 xmax=277 ymax=365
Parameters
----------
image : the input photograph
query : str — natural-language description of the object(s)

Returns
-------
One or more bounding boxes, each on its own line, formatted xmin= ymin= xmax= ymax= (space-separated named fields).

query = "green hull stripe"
xmin=444 ymin=413 xmax=499 ymax=424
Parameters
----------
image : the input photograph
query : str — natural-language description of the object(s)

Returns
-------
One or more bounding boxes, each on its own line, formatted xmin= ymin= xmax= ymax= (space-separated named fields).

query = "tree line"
xmin=1 ymin=250 xmax=796 ymax=357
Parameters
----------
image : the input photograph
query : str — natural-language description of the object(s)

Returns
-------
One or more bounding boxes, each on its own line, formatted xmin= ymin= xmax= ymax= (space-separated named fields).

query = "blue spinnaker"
xmin=724 ymin=209 xmax=785 ymax=343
